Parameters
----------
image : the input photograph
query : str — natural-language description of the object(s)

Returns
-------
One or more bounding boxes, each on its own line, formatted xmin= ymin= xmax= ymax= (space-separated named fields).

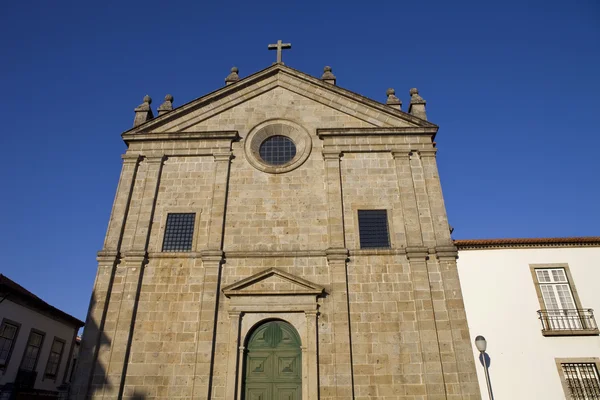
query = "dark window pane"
xmin=162 ymin=213 xmax=195 ymax=252
xmin=21 ymin=332 xmax=43 ymax=371
xmin=358 ymin=210 xmax=390 ymax=249
xmin=45 ymin=339 xmax=64 ymax=377
xmin=259 ymin=136 xmax=296 ymax=165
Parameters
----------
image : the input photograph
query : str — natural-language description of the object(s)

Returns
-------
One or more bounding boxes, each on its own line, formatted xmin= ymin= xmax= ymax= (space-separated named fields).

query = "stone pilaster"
xmin=420 ymin=150 xmax=453 ymax=246
xmin=103 ymin=154 xmax=142 ymax=252
xmin=323 ymin=151 xmax=345 ymax=248
xmin=408 ymin=150 xmax=437 ymax=248
xmin=225 ymin=312 xmax=241 ymax=400
xmin=192 ymin=152 xmax=232 ymax=399
xmin=392 ymin=151 xmax=424 ymax=248
xmin=69 ymin=251 xmax=118 ymax=400
xmin=325 ymin=249 xmax=354 ymax=399
xmin=406 ymin=248 xmax=447 ymax=399
xmin=323 ymin=150 xmax=354 ymax=398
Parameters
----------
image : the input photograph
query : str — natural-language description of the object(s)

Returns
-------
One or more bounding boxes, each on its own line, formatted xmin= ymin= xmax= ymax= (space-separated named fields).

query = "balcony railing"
xmin=538 ymin=309 xmax=599 ymax=335
xmin=15 ymin=369 xmax=38 ymax=389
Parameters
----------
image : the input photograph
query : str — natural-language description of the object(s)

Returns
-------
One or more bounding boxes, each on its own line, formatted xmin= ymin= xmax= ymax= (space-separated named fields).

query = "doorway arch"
xmin=243 ymin=320 xmax=302 ymax=400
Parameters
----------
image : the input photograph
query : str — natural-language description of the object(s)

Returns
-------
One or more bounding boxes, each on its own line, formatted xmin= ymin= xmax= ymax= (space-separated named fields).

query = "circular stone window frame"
xmin=244 ymin=119 xmax=312 ymax=174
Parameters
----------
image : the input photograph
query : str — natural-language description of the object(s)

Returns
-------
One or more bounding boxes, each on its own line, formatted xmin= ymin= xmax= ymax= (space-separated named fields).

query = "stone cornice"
xmin=317 ymin=127 xmax=438 ymax=138
xmin=122 ymin=130 xmax=239 ymax=144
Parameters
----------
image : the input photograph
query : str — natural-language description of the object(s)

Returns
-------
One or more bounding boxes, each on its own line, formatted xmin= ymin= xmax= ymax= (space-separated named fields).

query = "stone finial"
xmin=385 ymin=88 xmax=402 ymax=110
xmin=133 ymin=95 xmax=154 ymax=127
xmin=157 ymin=94 xmax=174 ymax=116
xmin=225 ymin=67 xmax=240 ymax=85
xmin=321 ymin=66 xmax=336 ymax=85
xmin=408 ymin=88 xmax=427 ymax=120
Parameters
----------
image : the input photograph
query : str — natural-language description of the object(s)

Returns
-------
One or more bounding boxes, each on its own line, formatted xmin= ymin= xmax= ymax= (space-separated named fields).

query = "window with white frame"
xmin=535 ymin=268 xmax=582 ymax=330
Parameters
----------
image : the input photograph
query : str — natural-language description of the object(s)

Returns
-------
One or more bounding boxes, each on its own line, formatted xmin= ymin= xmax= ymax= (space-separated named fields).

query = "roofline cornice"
xmin=454 ymin=237 xmax=600 ymax=250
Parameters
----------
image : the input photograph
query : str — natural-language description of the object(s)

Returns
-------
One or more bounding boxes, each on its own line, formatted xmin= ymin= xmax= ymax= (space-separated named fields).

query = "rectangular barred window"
xmin=358 ymin=210 xmax=390 ymax=249
xmin=562 ymin=363 xmax=600 ymax=399
xmin=162 ymin=213 xmax=196 ymax=252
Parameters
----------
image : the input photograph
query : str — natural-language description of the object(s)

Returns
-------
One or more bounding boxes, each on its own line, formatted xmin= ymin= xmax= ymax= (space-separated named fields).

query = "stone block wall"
xmin=71 ymin=68 xmax=480 ymax=399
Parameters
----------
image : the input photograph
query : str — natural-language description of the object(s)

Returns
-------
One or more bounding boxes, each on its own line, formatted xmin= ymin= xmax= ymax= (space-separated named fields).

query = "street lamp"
xmin=475 ymin=335 xmax=494 ymax=400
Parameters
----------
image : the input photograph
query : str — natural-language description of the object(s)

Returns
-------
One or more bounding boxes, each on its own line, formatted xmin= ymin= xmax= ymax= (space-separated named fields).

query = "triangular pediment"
xmin=123 ymin=64 xmax=436 ymax=138
xmin=222 ymin=268 xmax=324 ymax=297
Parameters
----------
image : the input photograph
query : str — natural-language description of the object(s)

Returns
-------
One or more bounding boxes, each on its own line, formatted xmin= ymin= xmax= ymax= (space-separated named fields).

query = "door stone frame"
xmin=222 ymin=268 xmax=324 ymax=400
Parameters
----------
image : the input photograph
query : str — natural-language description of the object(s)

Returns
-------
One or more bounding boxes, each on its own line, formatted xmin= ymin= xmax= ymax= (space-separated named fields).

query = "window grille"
xmin=162 ymin=213 xmax=195 ymax=252
xmin=358 ymin=210 xmax=390 ymax=248
xmin=562 ymin=363 xmax=600 ymax=399
xmin=259 ymin=135 xmax=296 ymax=165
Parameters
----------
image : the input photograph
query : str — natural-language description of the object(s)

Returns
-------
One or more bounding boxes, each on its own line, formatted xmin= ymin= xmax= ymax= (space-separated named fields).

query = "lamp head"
xmin=475 ymin=335 xmax=487 ymax=352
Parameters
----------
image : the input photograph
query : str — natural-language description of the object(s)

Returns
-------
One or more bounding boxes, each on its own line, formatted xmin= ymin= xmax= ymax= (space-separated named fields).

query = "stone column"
xmin=192 ymin=152 xmax=232 ymax=399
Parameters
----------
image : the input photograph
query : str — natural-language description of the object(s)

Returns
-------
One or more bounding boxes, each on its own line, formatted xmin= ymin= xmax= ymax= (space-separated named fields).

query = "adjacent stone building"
xmin=71 ymin=59 xmax=481 ymax=399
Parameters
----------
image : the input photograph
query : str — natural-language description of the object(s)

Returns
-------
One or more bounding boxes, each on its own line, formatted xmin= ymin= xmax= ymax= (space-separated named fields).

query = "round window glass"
xmin=259 ymin=135 xmax=297 ymax=165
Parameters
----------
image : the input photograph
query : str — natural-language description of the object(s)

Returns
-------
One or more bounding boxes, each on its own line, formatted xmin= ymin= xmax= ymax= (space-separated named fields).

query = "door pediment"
xmin=223 ymin=268 xmax=324 ymax=297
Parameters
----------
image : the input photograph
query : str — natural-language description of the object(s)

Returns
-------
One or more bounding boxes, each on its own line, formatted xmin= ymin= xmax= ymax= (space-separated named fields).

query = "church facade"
xmin=71 ymin=60 xmax=481 ymax=399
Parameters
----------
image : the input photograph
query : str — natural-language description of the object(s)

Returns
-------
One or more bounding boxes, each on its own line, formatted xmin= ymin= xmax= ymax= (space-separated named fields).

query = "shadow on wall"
xmin=70 ymin=290 xmax=111 ymax=399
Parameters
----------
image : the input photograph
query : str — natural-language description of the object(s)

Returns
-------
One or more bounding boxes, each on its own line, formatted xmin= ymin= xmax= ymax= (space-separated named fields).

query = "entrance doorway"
xmin=243 ymin=320 xmax=302 ymax=400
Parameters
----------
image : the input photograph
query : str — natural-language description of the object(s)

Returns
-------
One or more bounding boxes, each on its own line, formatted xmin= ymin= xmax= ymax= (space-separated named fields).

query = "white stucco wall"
xmin=0 ymin=299 xmax=78 ymax=392
xmin=457 ymin=246 xmax=600 ymax=399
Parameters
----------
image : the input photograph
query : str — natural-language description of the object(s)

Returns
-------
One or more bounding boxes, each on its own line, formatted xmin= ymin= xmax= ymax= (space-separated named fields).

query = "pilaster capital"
xmin=325 ymin=248 xmax=349 ymax=262
xmin=200 ymin=249 xmax=225 ymax=263
xmin=322 ymin=150 xmax=342 ymax=160
xmin=391 ymin=150 xmax=410 ymax=159
xmin=419 ymin=149 xmax=437 ymax=158
xmin=405 ymin=246 xmax=429 ymax=260
xmin=213 ymin=152 xmax=233 ymax=162
xmin=435 ymin=245 xmax=458 ymax=260
xmin=121 ymin=250 xmax=148 ymax=264
xmin=144 ymin=155 xmax=167 ymax=164
xmin=96 ymin=250 xmax=119 ymax=264
xmin=121 ymin=153 xmax=142 ymax=164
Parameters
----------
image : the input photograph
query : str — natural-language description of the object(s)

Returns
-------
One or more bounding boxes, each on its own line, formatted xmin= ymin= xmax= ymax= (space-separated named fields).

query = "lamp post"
xmin=475 ymin=335 xmax=494 ymax=400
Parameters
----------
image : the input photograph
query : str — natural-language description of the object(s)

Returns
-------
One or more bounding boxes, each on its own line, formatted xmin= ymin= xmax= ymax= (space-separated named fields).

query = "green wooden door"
xmin=244 ymin=321 xmax=302 ymax=400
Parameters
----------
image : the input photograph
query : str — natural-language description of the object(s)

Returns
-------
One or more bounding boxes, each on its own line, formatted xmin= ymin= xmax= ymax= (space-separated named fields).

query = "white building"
xmin=457 ymin=237 xmax=600 ymax=400
xmin=0 ymin=274 xmax=84 ymax=399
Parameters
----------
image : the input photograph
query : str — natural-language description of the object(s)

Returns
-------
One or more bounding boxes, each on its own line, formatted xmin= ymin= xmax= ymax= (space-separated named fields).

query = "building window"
xmin=358 ymin=210 xmax=390 ymax=249
xmin=0 ymin=319 xmax=20 ymax=369
xmin=259 ymin=135 xmax=297 ymax=165
xmin=20 ymin=330 xmax=45 ymax=371
xmin=532 ymin=266 xmax=598 ymax=334
xmin=162 ymin=213 xmax=195 ymax=252
xmin=560 ymin=362 xmax=600 ymax=399
xmin=44 ymin=338 xmax=65 ymax=379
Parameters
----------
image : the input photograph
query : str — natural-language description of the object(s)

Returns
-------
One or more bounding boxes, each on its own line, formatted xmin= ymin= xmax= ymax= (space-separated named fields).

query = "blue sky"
xmin=0 ymin=0 xmax=598 ymax=322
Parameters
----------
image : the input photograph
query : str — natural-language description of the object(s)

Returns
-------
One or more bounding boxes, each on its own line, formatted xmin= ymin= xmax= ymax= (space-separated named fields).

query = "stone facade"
xmin=71 ymin=64 xmax=481 ymax=399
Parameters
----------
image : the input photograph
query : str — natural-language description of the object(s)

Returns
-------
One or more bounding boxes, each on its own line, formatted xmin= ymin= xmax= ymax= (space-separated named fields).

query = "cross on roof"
xmin=268 ymin=40 xmax=292 ymax=64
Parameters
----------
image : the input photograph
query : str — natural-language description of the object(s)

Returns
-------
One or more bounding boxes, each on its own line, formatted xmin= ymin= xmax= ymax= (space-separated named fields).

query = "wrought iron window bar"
xmin=537 ymin=309 xmax=598 ymax=334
